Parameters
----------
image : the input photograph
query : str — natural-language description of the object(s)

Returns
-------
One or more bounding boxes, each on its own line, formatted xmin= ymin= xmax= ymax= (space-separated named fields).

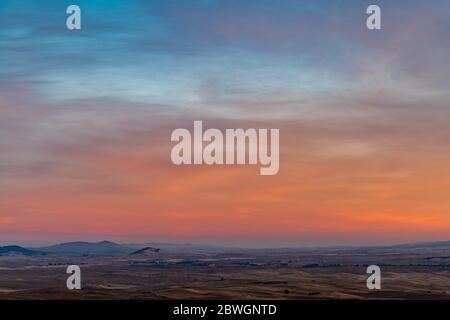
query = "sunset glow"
xmin=1 ymin=0 xmax=450 ymax=246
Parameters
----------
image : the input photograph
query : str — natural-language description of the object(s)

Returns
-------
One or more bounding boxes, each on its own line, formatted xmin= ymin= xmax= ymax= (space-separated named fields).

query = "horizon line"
xmin=2 ymin=239 xmax=450 ymax=250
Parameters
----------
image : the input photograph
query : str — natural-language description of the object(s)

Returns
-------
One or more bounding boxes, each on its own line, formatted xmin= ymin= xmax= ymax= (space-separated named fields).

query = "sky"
xmin=1 ymin=0 xmax=450 ymax=247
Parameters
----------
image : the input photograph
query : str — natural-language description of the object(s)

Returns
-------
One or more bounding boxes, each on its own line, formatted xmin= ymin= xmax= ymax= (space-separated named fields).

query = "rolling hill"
xmin=37 ymin=241 xmax=132 ymax=255
xmin=0 ymin=245 xmax=38 ymax=256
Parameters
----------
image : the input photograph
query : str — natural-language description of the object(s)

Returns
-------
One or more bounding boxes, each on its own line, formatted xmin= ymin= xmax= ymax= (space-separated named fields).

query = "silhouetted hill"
xmin=17 ymin=239 xmax=450 ymax=257
xmin=38 ymin=241 xmax=131 ymax=255
xmin=124 ymin=240 xmax=450 ymax=254
xmin=130 ymin=247 xmax=161 ymax=255
xmin=0 ymin=245 xmax=38 ymax=256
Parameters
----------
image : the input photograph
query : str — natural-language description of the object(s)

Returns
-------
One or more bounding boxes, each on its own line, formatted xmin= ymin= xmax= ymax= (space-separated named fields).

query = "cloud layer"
xmin=1 ymin=0 xmax=450 ymax=246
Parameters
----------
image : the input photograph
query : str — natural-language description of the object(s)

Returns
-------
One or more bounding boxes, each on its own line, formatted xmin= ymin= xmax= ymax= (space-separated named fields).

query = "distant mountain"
xmin=0 ymin=245 xmax=38 ymax=256
xmin=125 ymin=242 xmax=236 ymax=253
xmin=125 ymin=241 xmax=450 ymax=254
xmin=15 ymin=239 xmax=450 ymax=257
xmin=38 ymin=241 xmax=132 ymax=255
xmin=388 ymin=241 xmax=450 ymax=250
xmin=130 ymin=247 xmax=161 ymax=255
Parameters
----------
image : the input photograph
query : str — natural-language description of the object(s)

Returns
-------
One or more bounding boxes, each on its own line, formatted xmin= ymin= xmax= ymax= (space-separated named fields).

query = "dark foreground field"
xmin=1 ymin=242 xmax=450 ymax=299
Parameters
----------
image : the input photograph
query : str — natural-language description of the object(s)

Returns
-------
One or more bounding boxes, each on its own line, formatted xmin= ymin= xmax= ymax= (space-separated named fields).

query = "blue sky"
xmin=2 ymin=0 xmax=449 ymax=113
